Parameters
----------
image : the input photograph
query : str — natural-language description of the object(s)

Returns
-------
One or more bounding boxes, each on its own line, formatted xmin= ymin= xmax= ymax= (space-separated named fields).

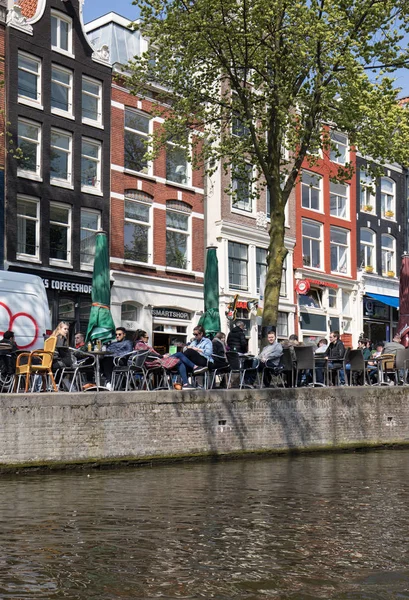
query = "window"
xmin=50 ymin=203 xmax=71 ymax=264
xmin=302 ymin=220 xmax=322 ymax=269
xmin=121 ymin=303 xmax=138 ymax=322
xmin=18 ymin=52 xmax=41 ymax=106
xmin=380 ymin=177 xmax=395 ymax=219
xmin=342 ymin=291 xmax=350 ymax=316
xmin=124 ymin=191 xmax=153 ymax=263
xmin=232 ymin=163 xmax=253 ymax=212
xmin=328 ymin=288 xmax=338 ymax=309
xmin=280 ymin=256 xmax=287 ymax=297
xmin=256 ymin=247 xmax=267 ymax=293
xmin=124 ymin=109 xmax=150 ymax=173
xmin=330 ymin=182 xmax=348 ymax=219
xmin=50 ymin=129 xmax=72 ymax=186
xmin=166 ymin=201 xmax=191 ymax=269
xmin=360 ymin=172 xmax=375 ymax=213
xmin=231 ymin=90 xmax=249 ymax=137
xmin=51 ymin=11 xmax=73 ymax=55
xmin=81 ymin=138 xmax=102 ymax=193
xmin=17 ymin=119 xmax=41 ymax=179
xmin=228 ymin=241 xmax=248 ymax=290
xmin=80 ymin=209 xmax=101 ymax=267
xmin=360 ymin=228 xmax=376 ymax=271
xmin=166 ymin=142 xmax=189 ymax=185
xmin=51 ymin=64 xmax=73 ymax=116
xmin=301 ymin=171 xmax=321 ymax=211
xmin=330 ymin=131 xmax=348 ymax=164
xmin=381 ymin=234 xmax=396 ymax=275
xmin=82 ymin=76 xmax=102 ymax=126
xmin=17 ymin=196 xmax=39 ymax=259
xmin=277 ymin=312 xmax=288 ymax=338
xmin=330 ymin=227 xmax=349 ymax=274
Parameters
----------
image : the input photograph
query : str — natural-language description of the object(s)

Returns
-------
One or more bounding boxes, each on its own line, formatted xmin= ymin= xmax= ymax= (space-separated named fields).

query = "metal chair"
xmin=226 ymin=351 xmax=260 ymax=389
xmin=112 ymin=351 xmax=150 ymax=391
xmin=294 ymin=346 xmax=325 ymax=387
xmin=208 ymin=353 xmax=231 ymax=389
xmin=14 ymin=336 xmax=58 ymax=392
xmin=348 ymin=349 xmax=370 ymax=386
xmin=57 ymin=350 xmax=96 ymax=392
xmin=280 ymin=347 xmax=295 ymax=387
xmin=326 ymin=348 xmax=350 ymax=386
xmin=261 ymin=358 xmax=286 ymax=388
xmin=0 ymin=348 xmax=14 ymax=393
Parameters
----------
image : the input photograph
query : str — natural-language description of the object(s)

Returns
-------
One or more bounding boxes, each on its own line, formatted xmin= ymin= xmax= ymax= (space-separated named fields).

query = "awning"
xmin=366 ymin=293 xmax=399 ymax=308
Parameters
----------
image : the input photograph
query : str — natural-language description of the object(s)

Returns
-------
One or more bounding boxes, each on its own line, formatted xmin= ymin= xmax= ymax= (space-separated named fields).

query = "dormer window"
xmin=51 ymin=11 xmax=73 ymax=56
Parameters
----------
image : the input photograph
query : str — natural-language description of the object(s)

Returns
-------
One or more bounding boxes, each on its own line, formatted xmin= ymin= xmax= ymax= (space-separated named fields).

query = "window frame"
xmin=16 ymin=195 xmax=40 ymax=261
xmin=359 ymin=172 xmax=376 ymax=214
xmin=381 ymin=233 xmax=396 ymax=276
xmin=124 ymin=192 xmax=153 ymax=265
xmin=50 ymin=127 xmax=73 ymax=188
xmin=256 ymin=247 xmax=267 ymax=294
xmin=80 ymin=208 xmax=101 ymax=269
xmin=51 ymin=63 xmax=73 ymax=118
xmin=302 ymin=219 xmax=323 ymax=271
xmin=17 ymin=118 xmax=42 ymax=181
xmin=228 ymin=240 xmax=249 ymax=291
xmin=165 ymin=204 xmax=191 ymax=271
xmin=330 ymin=226 xmax=349 ymax=275
xmin=124 ymin=108 xmax=151 ymax=175
xmin=330 ymin=131 xmax=348 ymax=165
xmin=18 ymin=51 xmax=42 ymax=109
xmin=81 ymin=137 xmax=102 ymax=195
xmin=301 ymin=170 xmax=322 ymax=212
xmin=49 ymin=202 xmax=72 ymax=266
xmin=231 ymin=163 xmax=254 ymax=214
xmin=51 ymin=10 xmax=73 ymax=57
xmin=330 ymin=181 xmax=349 ymax=219
xmin=360 ymin=228 xmax=376 ymax=272
xmin=380 ymin=177 xmax=396 ymax=220
xmin=166 ymin=140 xmax=191 ymax=186
xmin=82 ymin=75 xmax=103 ymax=127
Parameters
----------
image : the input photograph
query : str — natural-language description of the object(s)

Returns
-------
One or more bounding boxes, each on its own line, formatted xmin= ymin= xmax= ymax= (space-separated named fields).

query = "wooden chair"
xmin=14 ymin=336 xmax=58 ymax=393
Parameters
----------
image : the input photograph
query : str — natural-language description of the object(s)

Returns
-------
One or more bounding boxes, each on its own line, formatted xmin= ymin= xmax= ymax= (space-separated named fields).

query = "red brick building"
xmin=86 ymin=13 xmax=205 ymax=352
xmin=293 ymin=131 xmax=358 ymax=346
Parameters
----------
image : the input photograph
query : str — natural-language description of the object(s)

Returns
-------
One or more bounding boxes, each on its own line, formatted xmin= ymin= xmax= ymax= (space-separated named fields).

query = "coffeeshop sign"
xmin=42 ymin=277 xmax=92 ymax=294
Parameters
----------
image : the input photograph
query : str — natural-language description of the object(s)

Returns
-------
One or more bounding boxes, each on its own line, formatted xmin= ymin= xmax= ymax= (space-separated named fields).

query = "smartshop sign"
xmin=152 ymin=307 xmax=191 ymax=320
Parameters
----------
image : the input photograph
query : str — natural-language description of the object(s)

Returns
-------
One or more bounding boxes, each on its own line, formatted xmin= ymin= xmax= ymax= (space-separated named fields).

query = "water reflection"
xmin=0 ymin=451 xmax=409 ymax=598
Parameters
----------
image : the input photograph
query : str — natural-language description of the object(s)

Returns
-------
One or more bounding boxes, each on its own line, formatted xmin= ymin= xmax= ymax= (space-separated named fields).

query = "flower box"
xmin=385 ymin=210 xmax=394 ymax=218
xmin=363 ymin=205 xmax=373 ymax=212
xmin=387 ymin=270 xmax=395 ymax=277
xmin=365 ymin=265 xmax=374 ymax=273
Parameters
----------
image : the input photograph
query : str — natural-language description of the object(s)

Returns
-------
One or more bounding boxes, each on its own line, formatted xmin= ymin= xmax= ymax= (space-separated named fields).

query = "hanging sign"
xmin=296 ymin=280 xmax=310 ymax=295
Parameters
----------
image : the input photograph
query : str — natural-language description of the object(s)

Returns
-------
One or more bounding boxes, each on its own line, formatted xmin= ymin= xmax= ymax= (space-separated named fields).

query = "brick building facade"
xmin=86 ymin=13 xmax=205 ymax=352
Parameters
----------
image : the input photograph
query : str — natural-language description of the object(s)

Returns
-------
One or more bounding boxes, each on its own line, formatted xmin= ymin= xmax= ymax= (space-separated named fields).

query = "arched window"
xmin=380 ymin=177 xmax=395 ymax=219
xmin=381 ymin=234 xmax=396 ymax=276
xmin=360 ymin=228 xmax=376 ymax=271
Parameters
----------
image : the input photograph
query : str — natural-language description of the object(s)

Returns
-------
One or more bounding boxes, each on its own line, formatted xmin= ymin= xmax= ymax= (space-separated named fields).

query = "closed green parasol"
xmin=85 ymin=231 xmax=116 ymax=344
xmin=198 ymin=246 xmax=221 ymax=338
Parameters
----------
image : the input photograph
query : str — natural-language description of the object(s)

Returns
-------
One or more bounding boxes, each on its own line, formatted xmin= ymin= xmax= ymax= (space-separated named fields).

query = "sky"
xmin=83 ymin=0 xmax=409 ymax=97
xmin=83 ymin=0 xmax=139 ymax=23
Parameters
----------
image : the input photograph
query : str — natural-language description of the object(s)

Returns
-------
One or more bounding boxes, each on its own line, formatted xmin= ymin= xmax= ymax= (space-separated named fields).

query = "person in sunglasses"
xmin=171 ymin=325 xmax=213 ymax=389
xmin=101 ymin=327 xmax=133 ymax=390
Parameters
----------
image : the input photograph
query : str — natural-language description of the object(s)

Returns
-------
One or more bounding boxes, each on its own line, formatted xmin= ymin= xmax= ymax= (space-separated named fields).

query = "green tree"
xmin=127 ymin=0 xmax=409 ymax=332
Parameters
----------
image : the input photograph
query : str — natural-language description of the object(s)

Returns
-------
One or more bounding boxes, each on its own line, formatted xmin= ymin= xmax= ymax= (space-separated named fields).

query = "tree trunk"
xmin=261 ymin=181 xmax=288 ymax=343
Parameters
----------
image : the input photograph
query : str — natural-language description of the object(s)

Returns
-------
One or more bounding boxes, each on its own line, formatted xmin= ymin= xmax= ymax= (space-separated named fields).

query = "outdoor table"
xmin=365 ymin=355 xmax=394 ymax=386
xmin=83 ymin=350 xmax=113 ymax=391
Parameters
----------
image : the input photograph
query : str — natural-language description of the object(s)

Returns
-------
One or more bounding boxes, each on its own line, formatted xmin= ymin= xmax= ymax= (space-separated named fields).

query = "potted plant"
xmin=387 ymin=270 xmax=395 ymax=277
xmin=363 ymin=205 xmax=373 ymax=212
xmin=365 ymin=265 xmax=374 ymax=273
xmin=385 ymin=210 xmax=394 ymax=218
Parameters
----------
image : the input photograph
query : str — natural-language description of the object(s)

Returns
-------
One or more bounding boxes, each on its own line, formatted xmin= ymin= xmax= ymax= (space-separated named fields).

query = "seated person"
xmin=383 ymin=334 xmax=403 ymax=355
xmin=133 ymin=329 xmax=180 ymax=371
xmin=171 ymin=325 xmax=213 ymax=389
xmin=227 ymin=321 xmax=248 ymax=353
xmin=0 ymin=330 xmax=18 ymax=375
xmin=326 ymin=331 xmax=346 ymax=385
xmin=257 ymin=330 xmax=283 ymax=386
xmin=211 ymin=332 xmax=229 ymax=388
xmin=101 ymin=327 xmax=133 ymax=390
xmin=74 ymin=332 xmax=87 ymax=352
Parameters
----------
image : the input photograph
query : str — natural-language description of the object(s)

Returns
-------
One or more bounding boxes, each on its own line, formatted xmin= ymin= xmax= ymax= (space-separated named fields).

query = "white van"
xmin=0 ymin=271 xmax=51 ymax=350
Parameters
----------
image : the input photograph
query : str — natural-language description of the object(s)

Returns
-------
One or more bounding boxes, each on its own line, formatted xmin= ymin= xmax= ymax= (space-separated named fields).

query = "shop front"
xmin=9 ymin=267 xmax=93 ymax=344
xmin=363 ymin=295 xmax=398 ymax=343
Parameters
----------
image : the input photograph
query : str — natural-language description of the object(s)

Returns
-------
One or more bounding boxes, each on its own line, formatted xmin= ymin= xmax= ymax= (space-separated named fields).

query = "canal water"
xmin=1 ymin=450 xmax=409 ymax=599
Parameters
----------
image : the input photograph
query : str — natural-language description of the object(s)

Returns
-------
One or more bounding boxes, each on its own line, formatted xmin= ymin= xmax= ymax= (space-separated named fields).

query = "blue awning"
xmin=367 ymin=293 xmax=399 ymax=308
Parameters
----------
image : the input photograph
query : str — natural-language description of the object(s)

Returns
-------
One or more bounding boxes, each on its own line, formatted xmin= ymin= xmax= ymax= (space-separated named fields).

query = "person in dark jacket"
xmin=212 ymin=332 xmax=229 ymax=388
xmin=227 ymin=321 xmax=248 ymax=353
xmin=327 ymin=330 xmax=345 ymax=384
xmin=0 ymin=330 xmax=18 ymax=375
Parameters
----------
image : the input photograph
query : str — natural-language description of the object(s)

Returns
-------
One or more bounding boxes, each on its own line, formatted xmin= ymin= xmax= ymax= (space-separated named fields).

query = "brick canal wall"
xmin=0 ymin=386 xmax=408 ymax=469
